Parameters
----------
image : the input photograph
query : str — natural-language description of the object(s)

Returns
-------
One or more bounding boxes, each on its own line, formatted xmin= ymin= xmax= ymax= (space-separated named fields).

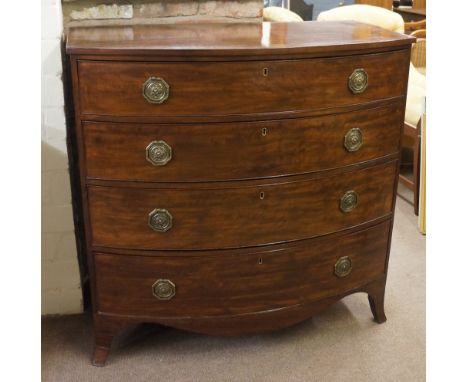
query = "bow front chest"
xmin=66 ymin=21 xmax=414 ymax=366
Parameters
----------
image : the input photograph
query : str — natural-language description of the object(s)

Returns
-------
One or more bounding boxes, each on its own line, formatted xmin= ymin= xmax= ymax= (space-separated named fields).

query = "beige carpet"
xmin=42 ymin=194 xmax=425 ymax=382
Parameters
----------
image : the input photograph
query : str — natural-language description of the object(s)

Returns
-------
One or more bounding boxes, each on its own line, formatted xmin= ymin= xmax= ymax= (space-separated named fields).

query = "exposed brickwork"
xmin=62 ymin=0 xmax=263 ymax=28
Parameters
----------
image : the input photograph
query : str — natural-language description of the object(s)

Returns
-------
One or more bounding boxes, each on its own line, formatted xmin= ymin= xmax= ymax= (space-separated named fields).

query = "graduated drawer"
xmin=77 ymin=50 xmax=409 ymax=118
xmin=88 ymin=161 xmax=396 ymax=250
xmin=95 ymin=221 xmax=390 ymax=317
xmin=83 ymin=103 xmax=403 ymax=182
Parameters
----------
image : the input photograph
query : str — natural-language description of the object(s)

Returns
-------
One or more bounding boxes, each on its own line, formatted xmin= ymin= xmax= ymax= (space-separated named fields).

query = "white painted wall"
xmin=40 ymin=0 xmax=262 ymax=316
xmin=41 ymin=0 xmax=83 ymax=315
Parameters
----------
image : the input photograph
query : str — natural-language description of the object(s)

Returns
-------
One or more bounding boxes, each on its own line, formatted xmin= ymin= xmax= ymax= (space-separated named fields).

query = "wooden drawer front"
xmin=95 ymin=221 xmax=390 ymax=317
xmin=84 ymin=103 xmax=403 ymax=182
xmin=88 ymin=161 xmax=396 ymax=250
xmin=78 ymin=50 xmax=409 ymax=118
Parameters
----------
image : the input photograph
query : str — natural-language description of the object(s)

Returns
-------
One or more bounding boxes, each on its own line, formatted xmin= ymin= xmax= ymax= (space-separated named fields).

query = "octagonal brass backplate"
xmin=344 ymin=128 xmax=363 ymax=152
xmin=334 ymin=256 xmax=352 ymax=278
xmin=152 ymin=279 xmax=176 ymax=300
xmin=146 ymin=140 xmax=172 ymax=166
xmin=348 ymin=69 xmax=368 ymax=94
xmin=148 ymin=208 xmax=173 ymax=232
xmin=143 ymin=76 xmax=170 ymax=104
xmin=340 ymin=190 xmax=358 ymax=213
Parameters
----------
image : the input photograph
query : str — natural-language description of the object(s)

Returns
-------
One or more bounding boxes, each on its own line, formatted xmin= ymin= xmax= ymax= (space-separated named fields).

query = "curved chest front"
xmin=66 ymin=21 xmax=414 ymax=366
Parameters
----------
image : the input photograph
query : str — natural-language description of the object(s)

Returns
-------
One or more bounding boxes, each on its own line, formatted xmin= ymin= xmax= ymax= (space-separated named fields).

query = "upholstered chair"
xmin=317 ymin=4 xmax=405 ymax=33
xmin=263 ymin=6 xmax=304 ymax=22
xmin=317 ymin=4 xmax=425 ymax=214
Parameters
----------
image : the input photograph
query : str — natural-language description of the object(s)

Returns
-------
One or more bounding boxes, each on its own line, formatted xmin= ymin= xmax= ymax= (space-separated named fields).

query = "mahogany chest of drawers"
xmin=66 ymin=21 xmax=414 ymax=366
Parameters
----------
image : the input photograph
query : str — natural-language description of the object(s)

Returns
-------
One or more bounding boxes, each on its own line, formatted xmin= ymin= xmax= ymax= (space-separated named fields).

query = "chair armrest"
xmin=405 ymin=19 xmax=426 ymax=33
xmin=410 ymin=29 xmax=426 ymax=38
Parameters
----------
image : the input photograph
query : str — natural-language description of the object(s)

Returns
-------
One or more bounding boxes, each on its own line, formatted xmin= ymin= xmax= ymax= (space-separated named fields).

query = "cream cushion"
xmin=405 ymin=65 xmax=426 ymax=127
xmin=317 ymin=4 xmax=404 ymax=34
xmin=263 ymin=7 xmax=303 ymax=22
xmin=317 ymin=4 xmax=425 ymax=127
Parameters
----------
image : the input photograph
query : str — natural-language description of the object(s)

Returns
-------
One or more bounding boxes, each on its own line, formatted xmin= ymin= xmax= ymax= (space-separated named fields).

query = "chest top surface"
xmin=66 ymin=20 xmax=414 ymax=58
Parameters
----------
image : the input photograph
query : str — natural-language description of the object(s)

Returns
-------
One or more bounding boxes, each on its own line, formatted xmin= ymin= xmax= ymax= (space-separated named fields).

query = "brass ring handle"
xmin=344 ymin=128 xmax=363 ymax=152
xmin=143 ymin=76 xmax=170 ymax=104
xmin=148 ymin=208 xmax=173 ymax=232
xmin=340 ymin=191 xmax=358 ymax=213
xmin=146 ymin=140 xmax=172 ymax=166
xmin=348 ymin=69 xmax=368 ymax=94
xmin=334 ymin=256 xmax=352 ymax=278
xmin=152 ymin=279 xmax=176 ymax=300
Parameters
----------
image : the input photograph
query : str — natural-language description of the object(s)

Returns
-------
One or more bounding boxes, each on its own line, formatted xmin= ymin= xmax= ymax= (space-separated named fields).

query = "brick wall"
xmin=62 ymin=0 xmax=263 ymax=28
xmin=42 ymin=0 xmax=83 ymax=315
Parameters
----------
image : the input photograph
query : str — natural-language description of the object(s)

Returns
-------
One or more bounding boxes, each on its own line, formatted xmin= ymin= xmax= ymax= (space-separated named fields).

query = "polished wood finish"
xmin=83 ymin=103 xmax=404 ymax=182
xmin=95 ymin=221 xmax=390 ymax=317
xmin=65 ymin=21 xmax=413 ymax=366
xmin=77 ymin=51 xmax=408 ymax=119
xmin=405 ymin=19 xmax=426 ymax=33
xmin=411 ymin=0 xmax=426 ymax=9
xmin=91 ymin=274 xmax=388 ymax=364
xmin=67 ymin=21 xmax=414 ymax=58
xmin=92 ymin=314 xmax=128 ymax=367
xmin=410 ymin=28 xmax=426 ymax=39
xmin=367 ymin=275 xmax=387 ymax=323
xmin=89 ymin=161 xmax=396 ymax=250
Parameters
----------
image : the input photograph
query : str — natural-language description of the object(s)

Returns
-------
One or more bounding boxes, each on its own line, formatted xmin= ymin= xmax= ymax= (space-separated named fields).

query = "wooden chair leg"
xmin=399 ymin=121 xmax=421 ymax=214
xmin=413 ymin=122 xmax=421 ymax=215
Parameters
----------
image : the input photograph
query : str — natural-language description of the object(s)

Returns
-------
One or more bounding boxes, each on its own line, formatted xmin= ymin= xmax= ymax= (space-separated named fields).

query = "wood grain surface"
xmin=88 ymin=161 xmax=397 ymax=250
xmin=77 ymin=50 xmax=409 ymax=118
xmin=83 ymin=102 xmax=404 ymax=182
xmin=94 ymin=220 xmax=390 ymax=317
xmin=66 ymin=21 xmax=414 ymax=58
xmin=64 ymin=22 xmax=413 ymax=365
